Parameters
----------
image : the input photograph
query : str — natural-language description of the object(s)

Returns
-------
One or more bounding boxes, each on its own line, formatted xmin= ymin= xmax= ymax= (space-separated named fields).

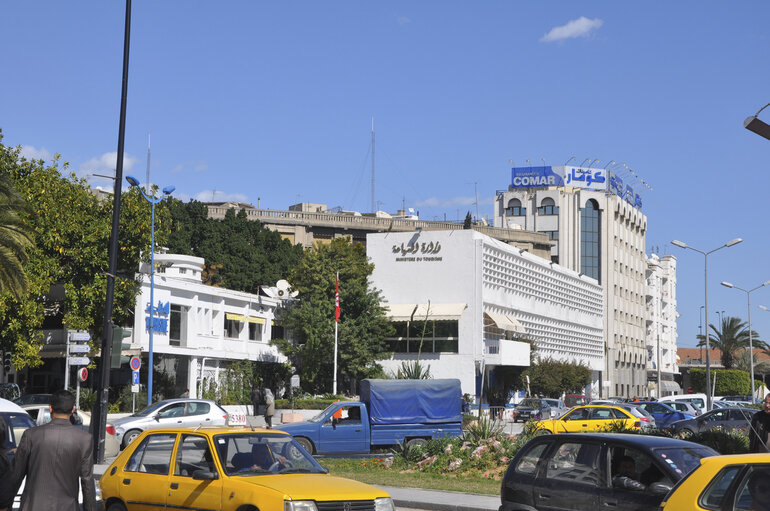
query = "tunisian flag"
xmin=335 ymin=273 xmax=340 ymax=323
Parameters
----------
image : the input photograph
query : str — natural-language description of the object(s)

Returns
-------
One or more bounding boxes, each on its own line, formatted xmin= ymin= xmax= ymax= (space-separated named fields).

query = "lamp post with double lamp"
xmin=744 ymin=103 xmax=770 ymax=141
xmin=671 ymin=238 xmax=743 ymax=411
xmin=721 ymin=281 xmax=770 ymax=404
xmin=126 ymin=175 xmax=175 ymax=406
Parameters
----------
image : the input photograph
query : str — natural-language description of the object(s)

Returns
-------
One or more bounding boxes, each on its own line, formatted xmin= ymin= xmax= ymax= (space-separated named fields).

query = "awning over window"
xmin=385 ymin=303 xmax=466 ymax=322
xmin=661 ymin=380 xmax=682 ymax=393
xmin=248 ymin=316 xmax=269 ymax=325
xmin=225 ymin=313 xmax=272 ymax=326
xmin=226 ymin=313 xmax=246 ymax=322
xmin=485 ymin=312 xmax=525 ymax=333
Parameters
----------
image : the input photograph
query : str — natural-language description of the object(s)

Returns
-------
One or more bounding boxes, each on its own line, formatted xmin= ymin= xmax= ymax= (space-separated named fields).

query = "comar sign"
xmin=145 ymin=300 xmax=170 ymax=334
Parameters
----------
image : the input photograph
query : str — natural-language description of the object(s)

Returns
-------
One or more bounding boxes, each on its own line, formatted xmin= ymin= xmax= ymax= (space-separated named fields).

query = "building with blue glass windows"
xmin=494 ymin=165 xmax=659 ymax=399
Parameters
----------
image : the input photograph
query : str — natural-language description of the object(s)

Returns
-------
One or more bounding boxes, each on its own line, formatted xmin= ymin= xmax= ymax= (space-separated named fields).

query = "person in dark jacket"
xmin=749 ymin=393 xmax=770 ymax=453
xmin=250 ymin=384 xmax=261 ymax=417
xmin=3 ymin=390 xmax=97 ymax=511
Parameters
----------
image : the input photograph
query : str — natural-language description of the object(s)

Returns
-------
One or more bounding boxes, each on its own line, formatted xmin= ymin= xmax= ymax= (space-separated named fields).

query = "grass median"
xmin=318 ymin=457 xmax=501 ymax=495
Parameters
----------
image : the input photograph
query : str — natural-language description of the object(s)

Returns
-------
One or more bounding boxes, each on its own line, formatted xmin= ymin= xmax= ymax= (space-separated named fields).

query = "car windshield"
xmin=308 ymin=403 xmax=339 ymax=423
xmin=214 ymin=432 xmax=326 ymax=476
xmin=134 ymin=401 xmax=170 ymax=417
xmin=519 ymin=399 xmax=542 ymax=408
xmin=651 ymin=446 xmax=715 ymax=476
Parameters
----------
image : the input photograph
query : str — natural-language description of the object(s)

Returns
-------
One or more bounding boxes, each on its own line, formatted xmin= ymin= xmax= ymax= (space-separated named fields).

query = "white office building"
xmin=646 ymin=254 xmax=681 ymax=395
xmin=494 ymin=165 xmax=652 ymax=398
xmin=130 ymin=253 xmax=286 ymax=398
xmin=366 ymin=229 xmax=604 ymax=399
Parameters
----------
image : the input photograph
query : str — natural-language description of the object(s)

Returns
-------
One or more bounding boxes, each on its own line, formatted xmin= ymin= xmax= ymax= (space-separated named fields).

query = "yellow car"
xmin=99 ymin=427 xmax=395 ymax=511
xmin=534 ymin=404 xmax=641 ymax=434
xmin=659 ymin=453 xmax=770 ymax=511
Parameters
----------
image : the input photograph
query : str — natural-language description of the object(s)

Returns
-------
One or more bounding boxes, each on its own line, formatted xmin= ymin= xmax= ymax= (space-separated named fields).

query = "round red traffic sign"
xmin=78 ymin=367 xmax=88 ymax=382
xmin=129 ymin=356 xmax=141 ymax=371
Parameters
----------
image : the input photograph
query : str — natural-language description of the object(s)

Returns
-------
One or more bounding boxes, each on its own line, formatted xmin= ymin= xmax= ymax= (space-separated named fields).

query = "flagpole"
xmin=333 ymin=272 xmax=339 ymax=395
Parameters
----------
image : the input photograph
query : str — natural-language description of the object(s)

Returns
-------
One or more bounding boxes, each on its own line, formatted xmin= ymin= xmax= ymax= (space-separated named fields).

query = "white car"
xmin=112 ymin=398 xmax=229 ymax=448
xmin=20 ymin=403 xmax=120 ymax=459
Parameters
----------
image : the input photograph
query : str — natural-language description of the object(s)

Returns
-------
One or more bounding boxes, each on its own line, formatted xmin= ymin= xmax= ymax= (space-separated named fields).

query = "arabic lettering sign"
xmin=563 ymin=166 xmax=606 ymax=190
xmin=144 ymin=300 xmax=170 ymax=334
xmin=391 ymin=241 xmax=443 ymax=262
xmin=609 ymin=174 xmax=643 ymax=209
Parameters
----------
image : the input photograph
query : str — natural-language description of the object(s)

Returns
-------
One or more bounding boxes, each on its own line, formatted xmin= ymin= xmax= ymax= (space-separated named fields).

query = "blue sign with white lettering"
xmin=511 ymin=166 xmax=564 ymax=188
xmin=144 ymin=300 xmax=170 ymax=334
xmin=132 ymin=370 xmax=140 ymax=385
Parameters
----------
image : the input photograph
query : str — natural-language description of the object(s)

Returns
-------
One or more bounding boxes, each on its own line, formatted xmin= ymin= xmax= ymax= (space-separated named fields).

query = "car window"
xmin=590 ymin=408 xmax=614 ymax=420
xmin=650 ymin=445 xmax=715 ymax=479
xmin=186 ymin=402 xmax=210 ymax=416
xmin=734 ymin=466 xmax=770 ymax=511
xmin=546 ymin=442 xmax=600 ymax=485
xmin=704 ymin=410 xmax=728 ymax=422
xmin=565 ymin=408 xmax=589 ymax=421
xmin=158 ymin=403 xmax=186 ymax=419
xmin=4 ymin=412 xmax=34 ymax=446
xmin=174 ymin=434 xmax=216 ymax=477
xmin=26 ymin=409 xmax=38 ymax=421
xmin=515 ymin=442 xmax=548 ymax=475
xmin=214 ymin=432 xmax=326 ymax=476
xmin=699 ymin=465 xmax=742 ymax=510
xmin=610 ymin=446 xmax=673 ymax=486
xmin=125 ymin=433 xmax=177 ymax=475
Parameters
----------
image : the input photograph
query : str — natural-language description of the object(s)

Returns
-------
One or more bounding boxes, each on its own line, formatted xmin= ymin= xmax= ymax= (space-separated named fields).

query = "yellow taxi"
xmin=533 ymin=404 xmax=641 ymax=434
xmin=99 ymin=427 xmax=395 ymax=511
xmin=659 ymin=453 xmax=770 ymax=511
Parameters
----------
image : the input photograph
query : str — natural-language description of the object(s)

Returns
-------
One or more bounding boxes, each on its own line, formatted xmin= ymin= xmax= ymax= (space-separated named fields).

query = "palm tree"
xmin=0 ymin=172 xmax=33 ymax=299
xmin=697 ymin=316 xmax=761 ymax=369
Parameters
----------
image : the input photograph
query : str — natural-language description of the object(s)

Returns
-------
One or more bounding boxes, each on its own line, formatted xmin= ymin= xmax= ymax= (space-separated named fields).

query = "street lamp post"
xmin=126 ymin=175 xmax=175 ymax=406
xmin=745 ymin=103 xmax=770 ymax=141
xmin=671 ymin=238 xmax=742 ymax=411
xmin=722 ymin=280 xmax=770 ymax=404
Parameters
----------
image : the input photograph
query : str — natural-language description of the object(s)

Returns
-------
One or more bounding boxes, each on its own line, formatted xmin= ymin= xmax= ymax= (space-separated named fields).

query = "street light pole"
xmin=126 ymin=175 xmax=174 ymax=406
xmin=745 ymin=103 xmax=770 ymax=141
xmin=721 ymin=281 xmax=769 ymax=404
xmin=672 ymin=238 xmax=742 ymax=411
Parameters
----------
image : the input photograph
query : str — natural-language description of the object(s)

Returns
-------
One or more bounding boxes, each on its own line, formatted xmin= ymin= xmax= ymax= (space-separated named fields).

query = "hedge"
xmin=689 ymin=368 xmax=761 ymax=395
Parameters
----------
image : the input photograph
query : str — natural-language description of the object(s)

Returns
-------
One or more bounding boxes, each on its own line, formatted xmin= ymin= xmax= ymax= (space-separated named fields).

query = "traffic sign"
xmin=69 ymin=356 xmax=90 ymax=366
xmin=69 ymin=344 xmax=90 ymax=354
xmin=78 ymin=367 xmax=88 ymax=382
xmin=132 ymin=371 xmax=140 ymax=385
xmin=131 ymin=384 xmax=139 ymax=393
xmin=129 ymin=356 xmax=141 ymax=371
xmin=70 ymin=332 xmax=91 ymax=342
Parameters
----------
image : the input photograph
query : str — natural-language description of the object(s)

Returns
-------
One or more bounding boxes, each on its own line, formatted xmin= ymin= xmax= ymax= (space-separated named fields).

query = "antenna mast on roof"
xmin=371 ymin=117 xmax=375 ymax=213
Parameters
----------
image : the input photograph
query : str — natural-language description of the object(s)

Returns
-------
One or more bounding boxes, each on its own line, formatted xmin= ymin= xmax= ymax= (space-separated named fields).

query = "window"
xmin=249 ymin=322 xmax=263 ymax=341
xmin=179 ymin=268 xmax=187 ymax=274
xmin=546 ymin=442 xmax=600 ymax=484
xmin=580 ymin=199 xmax=601 ymax=282
xmin=169 ymin=304 xmax=184 ymax=346
xmin=158 ymin=403 xmax=186 ymax=418
xmin=506 ymin=199 xmax=526 ymax=216
xmin=186 ymin=402 xmax=210 ymax=416
xmin=543 ymin=230 xmax=559 ymax=240
xmin=537 ymin=198 xmax=559 ymax=215
xmin=125 ymin=433 xmax=177 ymax=474
xmin=515 ymin=442 xmax=547 ymax=475
xmin=385 ymin=320 xmax=459 ymax=353
xmin=174 ymin=435 xmax=216 ymax=477
xmin=225 ymin=316 xmax=243 ymax=338
xmin=734 ymin=467 xmax=770 ymax=511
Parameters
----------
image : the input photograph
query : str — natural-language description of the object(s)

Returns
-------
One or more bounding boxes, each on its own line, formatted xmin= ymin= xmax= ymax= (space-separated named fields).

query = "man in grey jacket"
xmin=5 ymin=389 xmax=97 ymax=510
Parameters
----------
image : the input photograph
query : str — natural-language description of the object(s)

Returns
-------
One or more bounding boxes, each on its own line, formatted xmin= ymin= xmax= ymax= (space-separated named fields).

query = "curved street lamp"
xmin=671 ymin=237 xmax=742 ymax=411
xmin=745 ymin=103 xmax=770 ymax=141
xmin=126 ymin=175 xmax=175 ymax=406
xmin=721 ymin=280 xmax=770 ymax=404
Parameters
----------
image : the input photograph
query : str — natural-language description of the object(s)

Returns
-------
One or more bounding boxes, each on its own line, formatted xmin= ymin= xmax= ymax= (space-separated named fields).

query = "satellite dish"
xmin=276 ymin=279 xmax=290 ymax=291
xmin=290 ymin=290 xmax=299 ymax=298
xmin=261 ymin=287 xmax=278 ymax=298
xmin=277 ymin=289 xmax=286 ymax=297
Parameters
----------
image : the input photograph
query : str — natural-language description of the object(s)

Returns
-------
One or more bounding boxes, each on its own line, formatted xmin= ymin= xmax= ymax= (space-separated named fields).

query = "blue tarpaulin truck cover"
xmin=359 ymin=379 xmax=462 ymax=425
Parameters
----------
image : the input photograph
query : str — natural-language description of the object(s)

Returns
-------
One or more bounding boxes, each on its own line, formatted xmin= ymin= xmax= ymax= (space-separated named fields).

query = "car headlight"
xmin=374 ymin=497 xmax=395 ymax=511
xmin=284 ymin=501 xmax=318 ymax=511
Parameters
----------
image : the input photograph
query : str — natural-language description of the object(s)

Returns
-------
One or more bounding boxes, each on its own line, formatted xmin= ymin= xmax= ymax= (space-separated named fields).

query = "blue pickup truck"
xmin=276 ymin=379 xmax=463 ymax=454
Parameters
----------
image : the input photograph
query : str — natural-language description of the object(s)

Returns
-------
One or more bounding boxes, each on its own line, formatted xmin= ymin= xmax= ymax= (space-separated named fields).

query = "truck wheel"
xmin=295 ymin=437 xmax=315 ymax=454
xmin=406 ymin=438 xmax=428 ymax=448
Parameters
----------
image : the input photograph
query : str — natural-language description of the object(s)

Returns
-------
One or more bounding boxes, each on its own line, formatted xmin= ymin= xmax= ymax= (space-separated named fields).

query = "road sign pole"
xmin=64 ymin=332 xmax=70 ymax=391
xmin=76 ymin=374 xmax=80 ymax=409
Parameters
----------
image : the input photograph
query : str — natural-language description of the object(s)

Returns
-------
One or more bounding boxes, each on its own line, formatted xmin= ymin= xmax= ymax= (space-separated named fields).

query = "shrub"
xmin=465 ymin=415 xmax=505 ymax=443
xmin=683 ymin=429 xmax=749 ymax=454
xmin=689 ymin=368 xmax=752 ymax=395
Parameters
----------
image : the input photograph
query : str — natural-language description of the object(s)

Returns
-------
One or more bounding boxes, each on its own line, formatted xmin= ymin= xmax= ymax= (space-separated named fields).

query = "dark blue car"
xmin=636 ymin=401 xmax=693 ymax=428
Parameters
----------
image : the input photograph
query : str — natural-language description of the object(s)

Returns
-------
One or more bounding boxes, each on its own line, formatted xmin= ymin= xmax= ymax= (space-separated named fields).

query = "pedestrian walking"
xmin=179 ymin=388 xmax=189 ymax=398
xmin=3 ymin=389 xmax=97 ymax=510
xmin=264 ymin=387 xmax=275 ymax=428
xmin=749 ymin=393 xmax=770 ymax=453
xmin=0 ymin=417 xmax=11 ymax=511
xmin=250 ymin=384 xmax=261 ymax=417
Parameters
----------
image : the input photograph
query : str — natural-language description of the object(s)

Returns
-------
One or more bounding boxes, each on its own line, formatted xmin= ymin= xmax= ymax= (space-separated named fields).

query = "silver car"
xmin=113 ymin=398 xmax=229 ymax=448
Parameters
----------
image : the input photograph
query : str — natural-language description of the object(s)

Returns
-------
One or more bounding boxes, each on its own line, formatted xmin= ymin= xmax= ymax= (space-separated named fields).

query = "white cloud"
xmin=415 ymin=196 xmax=478 ymax=208
xmin=194 ymin=190 xmax=249 ymax=203
xmin=19 ymin=145 xmax=53 ymax=162
xmin=80 ymin=151 xmax=138 ymax=177
xmin=397 ymin=16 xmax=411 ymax=26
xmin=171 ymin=160 xmax=209 ymax=173
xmin=540 ymin=16 xmax=603 ymax=43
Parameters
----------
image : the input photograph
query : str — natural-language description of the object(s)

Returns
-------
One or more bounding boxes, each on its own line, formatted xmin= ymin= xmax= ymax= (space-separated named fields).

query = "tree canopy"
xmin=273 ymin=237 xmax=393 ymax=394
xmin=0 ymin=134 xmax=165 ymax=368
xmin=521 ymin=357 xmax=591 ymax=397
xmin=166 ymin=200 xmax=303 ymax=293
xmin=697 ymin=316 xmax=766 ymax=369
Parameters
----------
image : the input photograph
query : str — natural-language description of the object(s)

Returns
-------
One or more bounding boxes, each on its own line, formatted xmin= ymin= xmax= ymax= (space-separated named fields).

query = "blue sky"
xmin=2 ymin=2 xmax=769 ymax=350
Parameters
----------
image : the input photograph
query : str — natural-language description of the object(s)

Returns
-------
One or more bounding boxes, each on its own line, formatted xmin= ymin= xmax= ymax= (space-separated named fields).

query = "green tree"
xmin=521 ymin=357 xmax=591 ymax=397
xmin=697 ymin=316 xmax=764 ymax=369
xmin=0 ymin=170 xmax=33 ymax=299
xmin=273 ymin=237 xmax=393 ymax=394
xmin=463 ymin=211 xmax=472 ymax=229
xmin=0 ymin=135 xmax=165 ymax=368
xmin=166 ymin=201 xmax=303 ymax=292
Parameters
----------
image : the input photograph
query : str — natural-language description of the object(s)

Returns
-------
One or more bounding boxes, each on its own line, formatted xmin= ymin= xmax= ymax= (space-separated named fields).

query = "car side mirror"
xmin=332 ymin=417 xmax=339 ymax=428
xmin=192 ymin=469 xmax=218 ymax=480
xmin=648 ymin=482 xmax=672 ymax=496
xmin=153 ymin=414 xmax=160 ymax=422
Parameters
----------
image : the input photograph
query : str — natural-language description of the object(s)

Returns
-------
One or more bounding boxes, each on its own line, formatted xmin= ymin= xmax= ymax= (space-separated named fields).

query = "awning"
xmin=385 ymin=303 xmax=467 ymax=321
xmin=226 ymin=313 xmax=246 ymax=322
xmin=485 ymin=312 xmax=525 ymax=333
xmin=248 ymin=317 xmax=271 ymax=326
xmin=226 ymin=313 xmax=272 ymax=326
xmin=661 ymin=381 xmax=682 ymax=393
